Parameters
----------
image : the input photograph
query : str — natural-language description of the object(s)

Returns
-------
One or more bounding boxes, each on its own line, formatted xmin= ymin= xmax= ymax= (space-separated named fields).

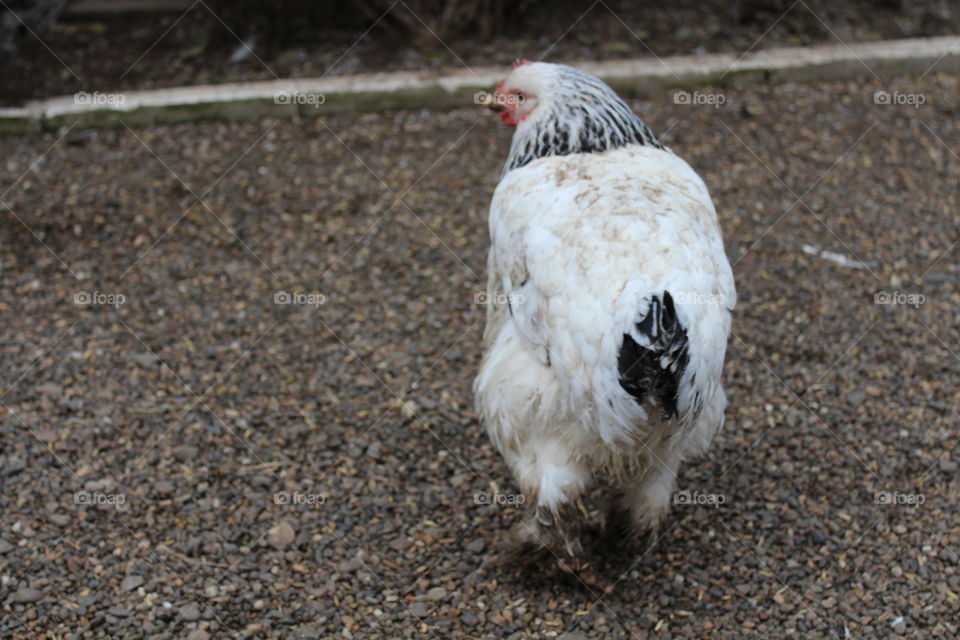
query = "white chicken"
xmin=474 ymin=60 xmax=735 ymax=586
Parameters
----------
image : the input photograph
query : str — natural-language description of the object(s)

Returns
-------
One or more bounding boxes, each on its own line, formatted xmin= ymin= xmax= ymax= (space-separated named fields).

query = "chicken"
xmin=474 ymin=60 xmax=735 ymax=587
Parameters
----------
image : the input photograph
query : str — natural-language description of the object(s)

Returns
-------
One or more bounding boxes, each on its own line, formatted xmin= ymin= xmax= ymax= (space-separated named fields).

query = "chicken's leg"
xmin=620 ymin=449 xmax=682 ymax=545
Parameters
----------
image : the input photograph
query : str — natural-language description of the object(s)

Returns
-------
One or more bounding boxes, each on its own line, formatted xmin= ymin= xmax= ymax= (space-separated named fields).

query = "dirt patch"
xmin=1 ymin=72 xmax=958 ymax=638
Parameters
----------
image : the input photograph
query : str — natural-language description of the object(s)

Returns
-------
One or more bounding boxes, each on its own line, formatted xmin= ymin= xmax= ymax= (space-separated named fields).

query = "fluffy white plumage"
xmin=474 ymin=61 xmax=735 ymax=569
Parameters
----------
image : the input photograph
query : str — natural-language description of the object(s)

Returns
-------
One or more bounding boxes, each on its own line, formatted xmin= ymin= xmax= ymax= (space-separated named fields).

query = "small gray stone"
xmin=338 ymin=558 xmax=363 ymax=573
xmin=389 ymin=537 xmax=412 ymax=551
xmin=3 ymin=458 xmax=26 ymax=476
xmin=465 ymin=539 xmax=485 ymax=553
xmin=295 ymin=626 xmax=321 ymax=640
xmin=48 ymin=513 xmax=71 ymax=526
xmin=130 ymin=352 xmax=160 ymax=368
xmin=120 ymin=575 xmax=143 ymax=592
xmin=267 ymin=521 xmax=296 ymax=550
xmin=0 ymin=539 xmax=14 ymax=553
xmin=11 ymin=587 xmax=44 ymax=603
xmin=108 ymin=606 xmax=131 ymax=618
xmin=891 ymin=617 xmax=907 ymax=634
xmin=186 ymin=630 xmax=210 ymax=640
xmin=846 ymin=390 xmax=866 ymax=406
xmin=171 ymin=445 xmax=198 ymax=461
xmin=922 ymin=272 xmax=956 ymax=284
xmin=408 ymin=602 xmax=429 ymax=618
xmin=180 ymin=603 xmax=201 ymax=622
xmin=426 ymin=587 xmax=447 ymax=601
xmin=939 ymin=458 xmax=958 ymax=473
xmin=154 ymin=480 xmax=175 ymax=495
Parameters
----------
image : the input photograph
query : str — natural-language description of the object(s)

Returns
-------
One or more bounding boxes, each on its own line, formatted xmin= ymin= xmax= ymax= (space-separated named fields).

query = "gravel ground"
xmin=1 ymin=71 xmax=959 ymax=638
xmin=1 ymin=0 xmax=959 ymax=105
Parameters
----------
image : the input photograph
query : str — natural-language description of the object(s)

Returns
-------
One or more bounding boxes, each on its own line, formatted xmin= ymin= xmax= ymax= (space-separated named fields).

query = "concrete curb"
xmin=3 ymin=35 xmax=958 ymax=134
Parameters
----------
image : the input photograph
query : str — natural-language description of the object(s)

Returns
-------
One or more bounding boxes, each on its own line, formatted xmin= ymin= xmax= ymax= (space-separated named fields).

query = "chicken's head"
xmin=481 ymin=59 xmax=539 ymax=127
xmin=480 ymin=60 xmax=664 ymax=175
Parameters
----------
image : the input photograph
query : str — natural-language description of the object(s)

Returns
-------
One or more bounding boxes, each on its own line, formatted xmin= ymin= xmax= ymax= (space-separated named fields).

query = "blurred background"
xmin=0 ymin=0 xmax=956 ymax=105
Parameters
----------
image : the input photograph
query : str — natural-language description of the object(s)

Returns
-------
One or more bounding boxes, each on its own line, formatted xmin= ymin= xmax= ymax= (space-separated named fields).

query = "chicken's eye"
xmin=515 ymin=93 xmax=525 ymax=103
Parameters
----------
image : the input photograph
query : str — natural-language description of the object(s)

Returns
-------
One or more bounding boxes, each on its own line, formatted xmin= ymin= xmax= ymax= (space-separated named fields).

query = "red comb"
xmin=511 ymin=59 xmax=533 ymax=70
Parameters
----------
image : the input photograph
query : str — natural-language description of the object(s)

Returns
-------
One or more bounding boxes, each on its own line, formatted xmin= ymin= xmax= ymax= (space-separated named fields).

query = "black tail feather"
xmin=617 ymin=291 xmax=689 ymax=420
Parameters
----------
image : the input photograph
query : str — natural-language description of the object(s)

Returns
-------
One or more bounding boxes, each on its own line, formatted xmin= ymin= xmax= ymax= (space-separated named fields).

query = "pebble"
xmin=466 ymin=539 xmax=485 ymax=553
xmin=154 ymin=480 xmax=175 ymax=495
xmin=11 ymin=587 xmax=44 ymax=603
xmin=389 ymin=537 xmax=412 ymax=551
xmin=180 ymin=603 xmax=201 ymax=622
xmin=48 ymin=513 xmax=71 ymax=526
xmin=408 ymin=602 xmax=429 ymax=618
xmin=172 ymin=445 xmax=199 ymax=461
xmin=130 ymin=352 xmax=160 ymax=368
xmin=891 ymin=617 xmax=906 ymax=634
xmin=120 ymin=575 xmax=144 ymax=592
xmin=3 ymin=458 xmax=26 ymax=475
xmin=338 ymin=558 xmax=363 ymax=572
xmin=939 ymin=459 xmax=957 ymax=473
xmin=922 ymin=272 xmax=956 ymax=284
xmin=267 ymin=521 xmax=296 ymax=549
xmin=426 ymin=587 xmax=447 ymax=601
xmin=186 ymin=631 xmax=210 ymax=640
xmin=0 ymin=539 xmax=13 ymax=553
xmin=107 ymin=607 xmax=131 ymax=618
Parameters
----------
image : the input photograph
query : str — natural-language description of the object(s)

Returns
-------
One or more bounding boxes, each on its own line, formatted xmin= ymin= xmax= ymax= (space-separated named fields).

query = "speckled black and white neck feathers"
xmin=504 ymin=64 xmax=664 ymax=174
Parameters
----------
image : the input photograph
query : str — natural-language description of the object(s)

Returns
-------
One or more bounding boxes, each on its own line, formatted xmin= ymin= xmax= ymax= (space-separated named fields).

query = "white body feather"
xmin=475 ymin=144 xmax=735 ymax=513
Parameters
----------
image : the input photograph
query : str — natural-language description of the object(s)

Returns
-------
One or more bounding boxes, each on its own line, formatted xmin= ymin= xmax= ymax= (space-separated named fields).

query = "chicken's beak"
xmin=478 ymin=92 xmax=505 ymax=112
